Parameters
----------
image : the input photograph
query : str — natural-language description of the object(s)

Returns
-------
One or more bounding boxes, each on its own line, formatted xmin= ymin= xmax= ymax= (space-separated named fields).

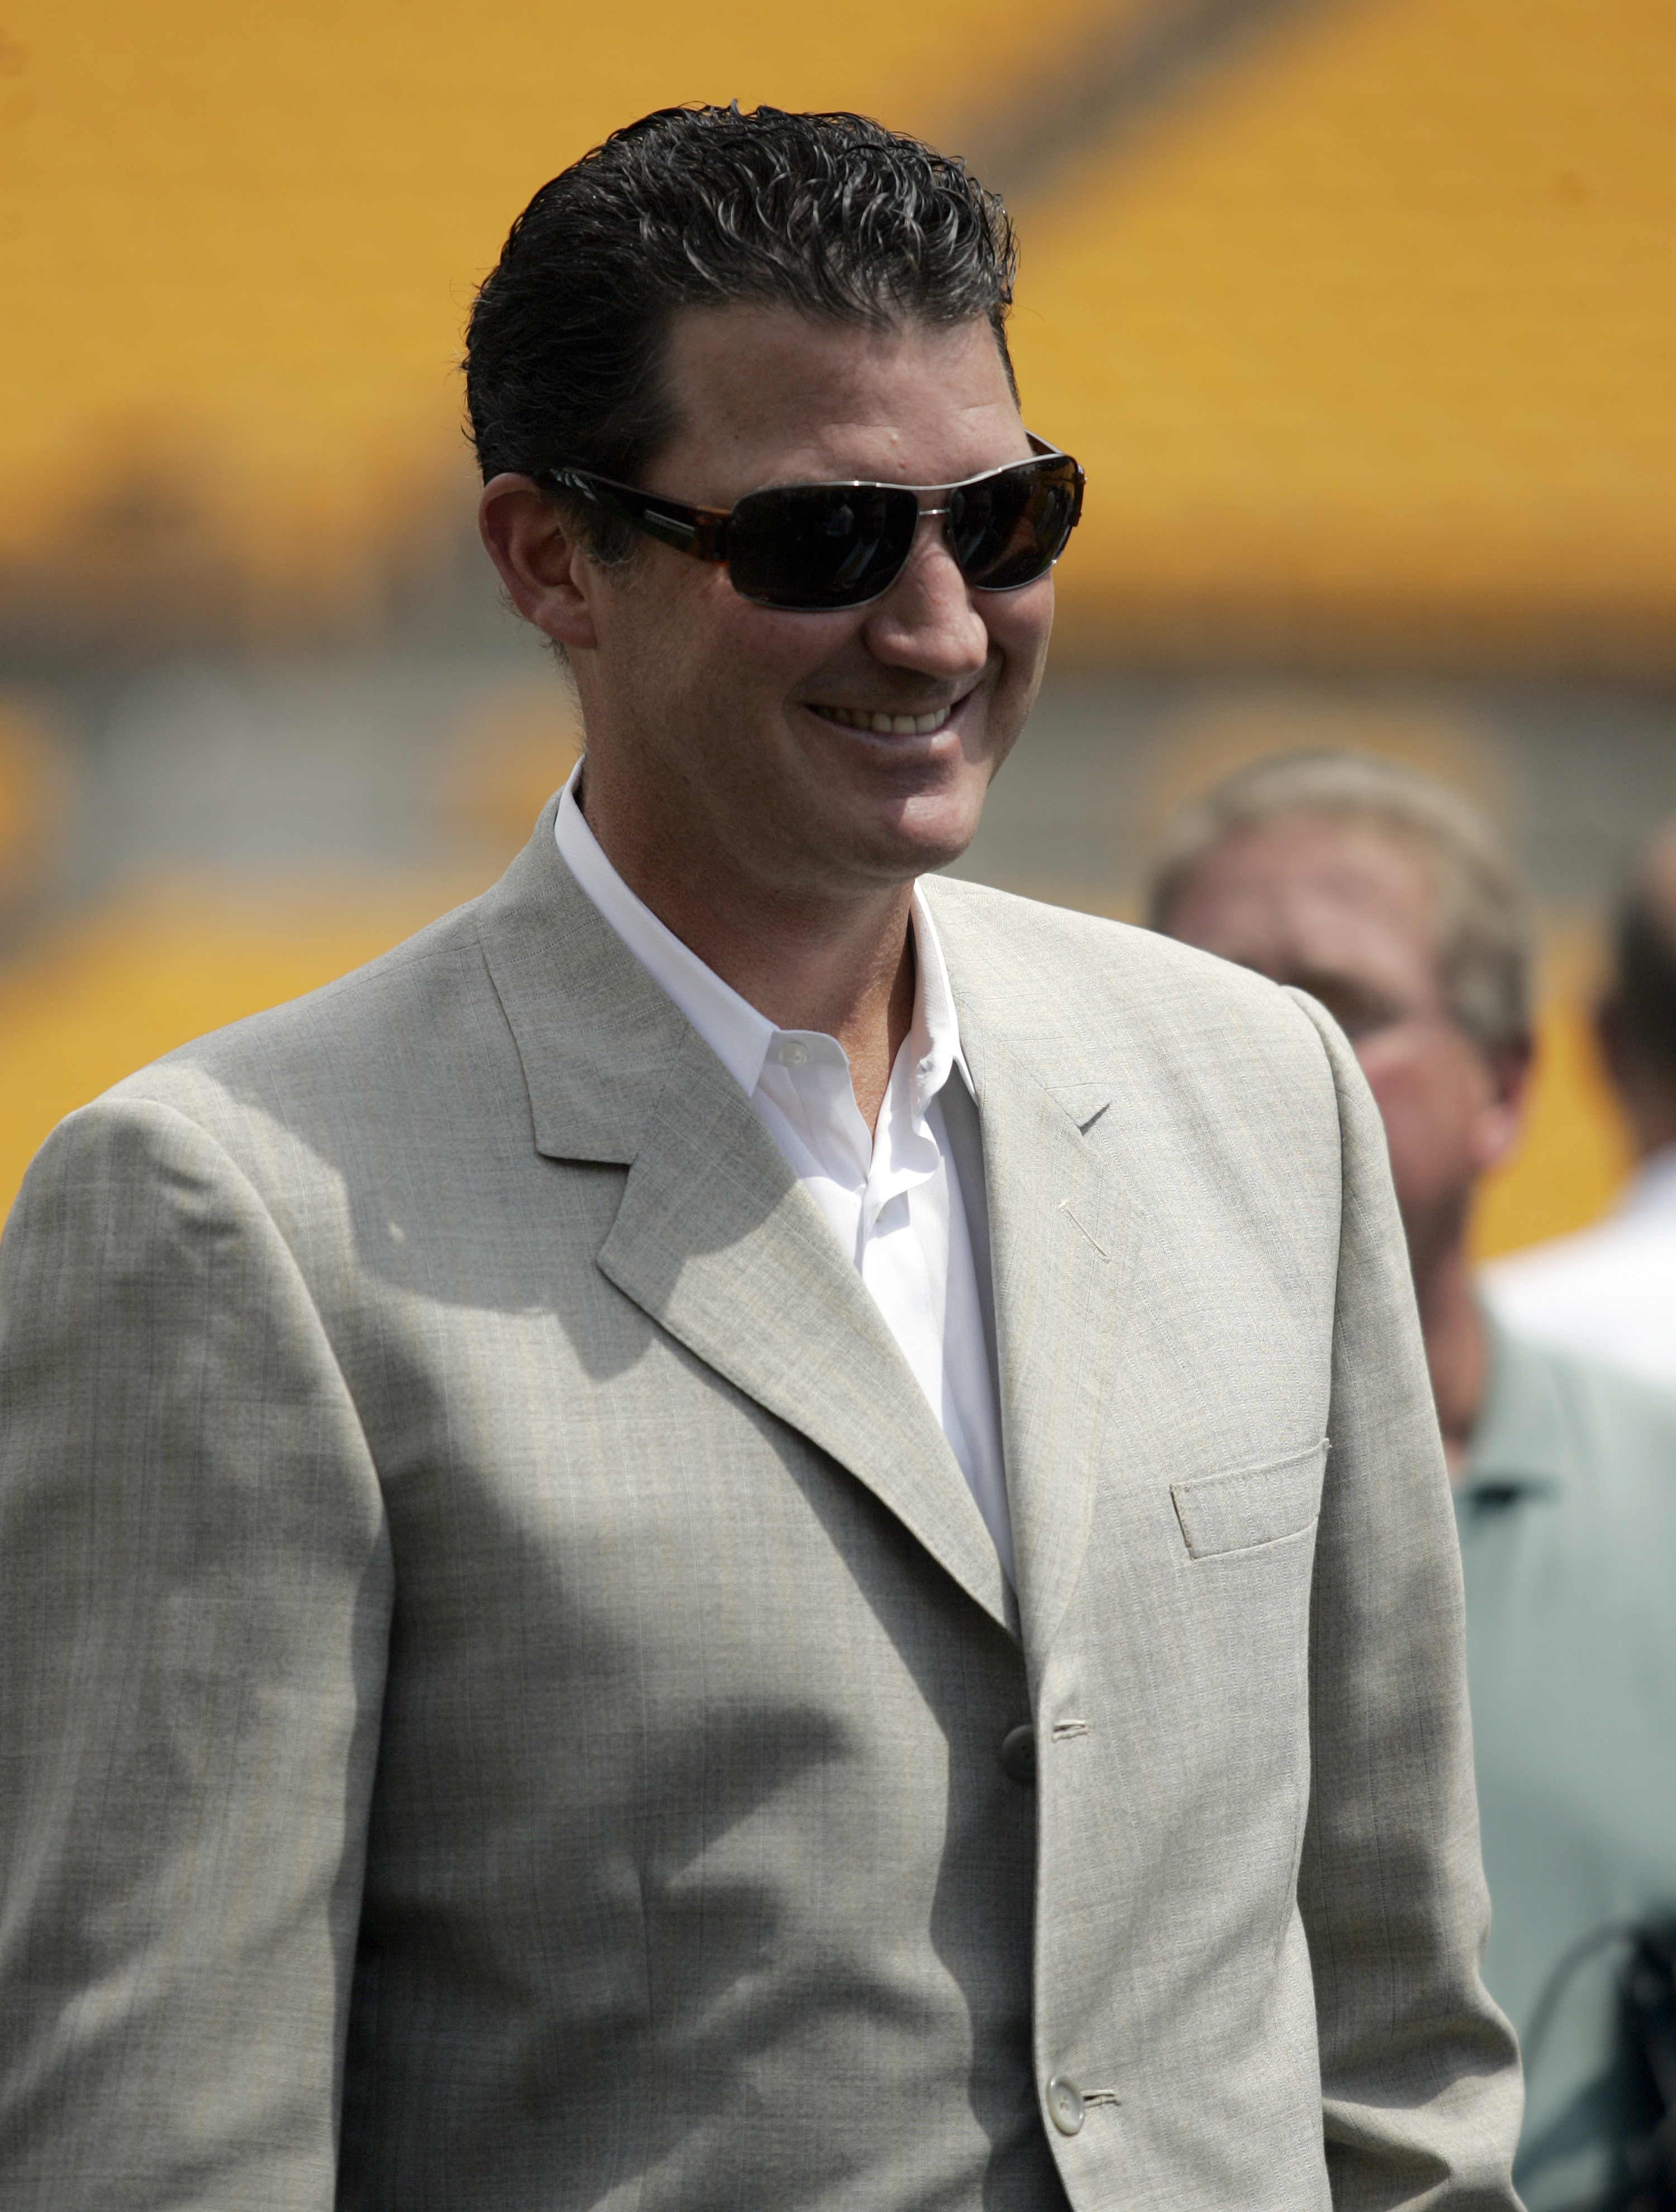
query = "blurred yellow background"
xmin=2 ymin=0 xmax=1672 ymax=1245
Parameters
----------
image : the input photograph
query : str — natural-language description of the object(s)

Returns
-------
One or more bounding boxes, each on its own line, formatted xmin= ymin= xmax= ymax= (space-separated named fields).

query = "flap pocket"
xmin=1171 ymin=1439 xmax=1328 ymax=1560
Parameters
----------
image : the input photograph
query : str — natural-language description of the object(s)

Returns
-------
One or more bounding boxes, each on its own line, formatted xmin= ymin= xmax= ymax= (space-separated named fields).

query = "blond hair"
xmin=1148 ymin=750 xmax=1532 ymax=1052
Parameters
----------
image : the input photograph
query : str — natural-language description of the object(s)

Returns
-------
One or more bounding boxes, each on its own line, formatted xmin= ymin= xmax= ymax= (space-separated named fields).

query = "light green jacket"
xmin=1460 ymin=1314 xmax=1676 ymax=2210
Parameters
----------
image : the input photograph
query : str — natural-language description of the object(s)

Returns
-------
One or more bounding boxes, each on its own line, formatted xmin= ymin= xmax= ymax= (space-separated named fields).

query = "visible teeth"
xmin=816 ymin=704 xmax=952 ymax=735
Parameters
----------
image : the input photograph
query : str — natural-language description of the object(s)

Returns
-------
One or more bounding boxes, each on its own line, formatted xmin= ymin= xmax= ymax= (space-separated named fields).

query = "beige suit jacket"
xmin=0 ymin=799 xmax=1521 ymax=2209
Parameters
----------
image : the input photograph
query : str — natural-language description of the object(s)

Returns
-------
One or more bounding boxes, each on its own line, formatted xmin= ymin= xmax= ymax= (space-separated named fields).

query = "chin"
xmin=881 ymin=788 xmax=989 ymax=869
xmin=798 ymin=775 xmax=992 ymax=886
xmin=847 ymin=818 xmax=979 ymax=885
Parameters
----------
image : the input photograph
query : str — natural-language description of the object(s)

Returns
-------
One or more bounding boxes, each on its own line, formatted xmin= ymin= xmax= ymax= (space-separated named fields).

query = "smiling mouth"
xmin=808 ymin=703 xmax=955 ymax=735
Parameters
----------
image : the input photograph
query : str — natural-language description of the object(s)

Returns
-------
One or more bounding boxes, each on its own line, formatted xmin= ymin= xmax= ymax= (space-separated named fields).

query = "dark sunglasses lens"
xmin=726 ymin=483 xmax=920 ymax=609
xmin=949 ymin=457 xmax=1082 ymax=590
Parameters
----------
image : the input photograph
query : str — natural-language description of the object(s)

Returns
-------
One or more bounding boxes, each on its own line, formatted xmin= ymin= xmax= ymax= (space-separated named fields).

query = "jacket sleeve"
xmin=0 ymin=1095 xmax=391 ymax=2211
xmin=1287 ymin=994 xmax=1525 ymax=2209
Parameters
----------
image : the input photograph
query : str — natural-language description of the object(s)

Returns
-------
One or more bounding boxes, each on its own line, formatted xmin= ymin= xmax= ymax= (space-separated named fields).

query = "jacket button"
xmin=1046 ymin=2075 xmax=1085 ymax=2135
xmin=1000 ymin=1723 xmax=1036 ymax=1785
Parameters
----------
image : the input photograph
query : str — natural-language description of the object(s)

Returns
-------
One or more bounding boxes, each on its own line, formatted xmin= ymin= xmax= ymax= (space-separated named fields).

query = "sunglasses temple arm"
xmin=546 ymin=469 xmax=729 ymax=564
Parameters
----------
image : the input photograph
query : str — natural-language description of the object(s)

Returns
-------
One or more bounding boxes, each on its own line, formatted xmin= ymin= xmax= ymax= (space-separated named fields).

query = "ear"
xmin=1472 ymin=1032 xmax=1535 ymax=1175
xmin=478 ymin=473 xmax=602 ymax=650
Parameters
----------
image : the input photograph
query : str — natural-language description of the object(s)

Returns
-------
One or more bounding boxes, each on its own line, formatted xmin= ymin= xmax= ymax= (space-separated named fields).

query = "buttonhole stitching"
xmin=1050 ymin=1719 xmax=1089 ymax=1741
xmin=1056 ymin=1200 xmax=1110 ymax=1261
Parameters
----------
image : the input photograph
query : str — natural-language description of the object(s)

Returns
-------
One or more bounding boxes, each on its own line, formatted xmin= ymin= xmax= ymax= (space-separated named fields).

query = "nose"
xmin=858 ymin=506 xmax=991 ymax=679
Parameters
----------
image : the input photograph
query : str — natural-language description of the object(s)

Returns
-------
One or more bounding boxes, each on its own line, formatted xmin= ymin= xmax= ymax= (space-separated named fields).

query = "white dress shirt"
xmin=555 ymin=762 xmax=1015 ymax=1581
xmin=1483 ymin=1143 xmax=1676 ymax=1393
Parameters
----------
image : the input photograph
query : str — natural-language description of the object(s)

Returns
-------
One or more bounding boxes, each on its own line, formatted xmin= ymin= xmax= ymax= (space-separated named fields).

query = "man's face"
xmin=564 ymin=304 xmax=1054 ymax=900
xmin=1161 ymin=814 xmax=1524 ymax=1267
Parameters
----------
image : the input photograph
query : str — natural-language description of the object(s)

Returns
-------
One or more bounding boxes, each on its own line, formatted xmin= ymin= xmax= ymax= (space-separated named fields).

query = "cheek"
xmin=748 ymin=606 xmax=862 ymax=666
xmin=988 ymin=579 xmax=1054 ymax=684
xmin=653 ymin=571 xmax=841 ymax=697
xmin=1358 ymin=1045 xmax=1477 ymax=1196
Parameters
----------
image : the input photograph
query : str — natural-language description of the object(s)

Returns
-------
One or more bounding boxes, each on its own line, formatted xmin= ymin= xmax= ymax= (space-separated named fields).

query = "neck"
xmin=688 ymin=880 xmax=919 ymax=1131
xmin=1409 ymin=1232 xmax=1487 ymax=1480
xmin=1625 ymin=1087 xmax=1676 ymax=1162
xmin=577 ymin=772 xmax=917 ymax=1132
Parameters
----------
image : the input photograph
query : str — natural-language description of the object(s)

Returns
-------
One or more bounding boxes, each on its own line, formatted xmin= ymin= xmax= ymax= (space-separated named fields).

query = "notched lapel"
xmin=968 ymin=1036 xmax=1139 ymax=1659
xmin=596 ymin=1028 xmax=1016 ymax=1635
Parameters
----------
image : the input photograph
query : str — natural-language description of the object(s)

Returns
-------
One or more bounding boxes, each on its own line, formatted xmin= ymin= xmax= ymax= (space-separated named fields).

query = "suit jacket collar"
xmin=475 ymin=799 xmax=1017 ymax=1636
xmin=474 ymin=793 xmax=685 ymax=1165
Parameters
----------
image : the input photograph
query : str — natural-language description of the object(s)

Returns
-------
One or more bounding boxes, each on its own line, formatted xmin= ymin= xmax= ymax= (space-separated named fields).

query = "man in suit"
xmin=0 ymin=107 xmax=1521 ymax=2208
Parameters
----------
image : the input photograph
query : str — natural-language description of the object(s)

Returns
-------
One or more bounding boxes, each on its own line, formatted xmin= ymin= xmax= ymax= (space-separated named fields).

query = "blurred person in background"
xmin=1154 ymin=750 xmax=1676 ymax=2212
xmin=0 ymin=110 xmax=1521 ymax=2210
xmin=1486 ymin=819 xmax=1676 ymax=1393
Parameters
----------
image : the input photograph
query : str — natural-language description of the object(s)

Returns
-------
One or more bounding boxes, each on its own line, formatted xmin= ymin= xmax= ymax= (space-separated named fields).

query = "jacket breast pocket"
xmin=1170 ymin=1439 xmax=1328 ymax=1560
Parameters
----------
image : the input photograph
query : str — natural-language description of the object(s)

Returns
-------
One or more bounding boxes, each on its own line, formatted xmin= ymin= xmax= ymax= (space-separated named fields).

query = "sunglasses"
xmin=539 ymin=433 xmax=1085 ymax=612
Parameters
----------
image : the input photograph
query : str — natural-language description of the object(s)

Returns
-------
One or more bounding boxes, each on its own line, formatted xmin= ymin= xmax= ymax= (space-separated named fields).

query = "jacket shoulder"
xmin=924 ymin=873 xmax=1334 ymax=1064
xmin=94 ymin=883 xmax=504 ymax=1117
xmin=35 ymin=889 xmax=517 ymax=1210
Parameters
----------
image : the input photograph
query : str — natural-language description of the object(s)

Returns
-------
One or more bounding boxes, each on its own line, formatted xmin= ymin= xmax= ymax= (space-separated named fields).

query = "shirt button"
xmin=1046 ymin=2075 xmax=1085 ymax=2135
xmin=774 ymin=1040 xmax=810 ymax=1067
xmin=999 ymin=1723 xmax=1036 ymax=1786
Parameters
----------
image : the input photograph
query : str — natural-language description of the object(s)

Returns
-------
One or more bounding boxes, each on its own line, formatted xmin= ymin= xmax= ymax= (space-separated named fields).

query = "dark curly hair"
xmin=463 ymin=104 xmax=1018 ymax=556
